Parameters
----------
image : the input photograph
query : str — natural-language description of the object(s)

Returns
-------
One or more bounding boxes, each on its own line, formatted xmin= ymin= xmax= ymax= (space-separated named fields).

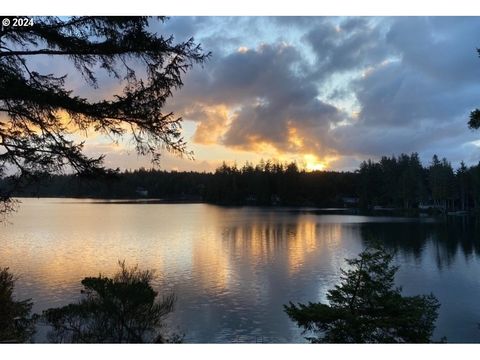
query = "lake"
xmin=1 ymin=198 xmax=480 ymax=343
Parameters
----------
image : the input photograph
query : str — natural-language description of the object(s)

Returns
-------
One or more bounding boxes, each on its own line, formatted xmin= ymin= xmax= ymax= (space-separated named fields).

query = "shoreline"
xmin=12 ymin=196 xmax=480 ymax=219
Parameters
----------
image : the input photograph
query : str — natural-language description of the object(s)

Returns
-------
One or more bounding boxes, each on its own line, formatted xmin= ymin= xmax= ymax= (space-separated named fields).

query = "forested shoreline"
xmin=2 ymin=153 xmax=480 ymax=212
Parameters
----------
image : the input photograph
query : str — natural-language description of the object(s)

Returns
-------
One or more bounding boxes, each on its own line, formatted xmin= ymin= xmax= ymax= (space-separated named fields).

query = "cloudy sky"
xmin=77 ymin=17 xmax=480 ymax=172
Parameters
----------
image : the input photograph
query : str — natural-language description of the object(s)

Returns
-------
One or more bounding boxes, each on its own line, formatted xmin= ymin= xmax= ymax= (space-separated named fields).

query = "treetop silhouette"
xmin=284 ymin=245 xmax=440 ymax=343
xmin=43 ymin=260 xmax=181 ymax=343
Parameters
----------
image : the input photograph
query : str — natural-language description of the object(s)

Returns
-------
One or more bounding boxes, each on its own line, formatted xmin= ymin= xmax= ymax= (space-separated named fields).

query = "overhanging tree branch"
xmin=0 ymin=16 xmax=209 ymax=213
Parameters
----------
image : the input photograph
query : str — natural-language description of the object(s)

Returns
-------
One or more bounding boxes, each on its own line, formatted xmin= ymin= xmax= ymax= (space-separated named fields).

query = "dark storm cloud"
xmin=304 ymin=17 xmax=390 ymax=77
xmin=164 ymin=16 xmax=480 ymax=167
xmin=237 ymin=17 xmax=388 ymax=76
xmin=352 ymin=61 xmax=476 ymax=127
xmin=167 ymin=42 xmax=344 ymax=156
xmin=327 ymin=17 xmax=480 ymax=166
xmin=386 ymin=17 xmax=480 ymax=85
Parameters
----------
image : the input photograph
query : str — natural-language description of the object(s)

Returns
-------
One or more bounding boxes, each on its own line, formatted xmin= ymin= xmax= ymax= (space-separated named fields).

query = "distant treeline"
xmin=358 ymin=153 xmax=480 ymax=211
xmin=3 ymin=154 xmax=480 ymax=211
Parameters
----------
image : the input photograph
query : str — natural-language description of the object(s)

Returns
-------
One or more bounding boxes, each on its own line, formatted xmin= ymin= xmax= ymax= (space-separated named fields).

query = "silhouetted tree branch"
xmin=0 ymin=16 xmax=209 ymax=214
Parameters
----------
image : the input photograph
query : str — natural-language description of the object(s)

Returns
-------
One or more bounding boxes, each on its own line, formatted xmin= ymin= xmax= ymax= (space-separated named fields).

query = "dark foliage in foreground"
xmin=0 ymin=267 xmax=36 ymax=342
xmin=42 ymin=261 xmax=181 ymax=343
xmin=284 ymin=245 xmax=440 ymax=343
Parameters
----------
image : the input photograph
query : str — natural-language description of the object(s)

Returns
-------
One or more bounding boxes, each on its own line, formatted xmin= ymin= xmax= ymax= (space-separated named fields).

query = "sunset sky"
xmin=35 ymin=17 xmax=480 ymax=172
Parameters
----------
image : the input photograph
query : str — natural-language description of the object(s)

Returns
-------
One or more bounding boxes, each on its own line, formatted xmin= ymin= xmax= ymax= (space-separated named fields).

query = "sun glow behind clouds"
xmin=302 ymin=154 xmax=340 ymax=172
xmin=306 ymin=162 xmax=326 ymax=171
xmin=304 ymin=154 xmax=326 ymax=171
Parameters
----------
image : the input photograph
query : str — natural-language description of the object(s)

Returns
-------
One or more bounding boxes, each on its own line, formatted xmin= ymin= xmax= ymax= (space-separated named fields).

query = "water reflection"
xmin=360 ymin=218 xmax=480 ymax=270
xmin=222 ymin=219 xmax=339 ymax=274
xmin=1 ymin=199 xmax=480 ymax=342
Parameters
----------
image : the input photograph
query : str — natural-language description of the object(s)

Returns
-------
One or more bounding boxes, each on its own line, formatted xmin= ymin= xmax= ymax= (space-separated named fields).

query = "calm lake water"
xmin=1 ymin=198 xmax=480 ymax=343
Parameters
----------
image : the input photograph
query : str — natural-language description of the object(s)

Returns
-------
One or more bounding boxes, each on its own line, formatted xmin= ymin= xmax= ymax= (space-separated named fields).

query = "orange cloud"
xmin=187 ymin=104 xmax=230 ymax=145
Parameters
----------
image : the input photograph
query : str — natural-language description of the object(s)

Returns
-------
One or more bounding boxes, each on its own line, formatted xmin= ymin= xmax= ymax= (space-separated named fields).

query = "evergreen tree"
xmin=456 ymin=161 xmax=469 ymax=211
xmin=428 ymin=155 xmax=455 ymax=210
xmin=43 ymin=261 xmax=180 ymax=343
xmin=0 ymin=267 xmax=36 ymax=342
xmin=284 ymin=245 xmax=440 ymax=343
xmin=358 ymin=160 xmax=382 ymax=208
xmin=0 ymin=16 xmax=208 ymax=212
xmin=470 ymin=162 xmax=480 ymax=210
xmin=398 ymin=153 xmax=424 ymax=209
xmin=378 ymin=155 xmax=399 ymax=206
xmin=470 ymin=48 xmax=480 ymax=129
